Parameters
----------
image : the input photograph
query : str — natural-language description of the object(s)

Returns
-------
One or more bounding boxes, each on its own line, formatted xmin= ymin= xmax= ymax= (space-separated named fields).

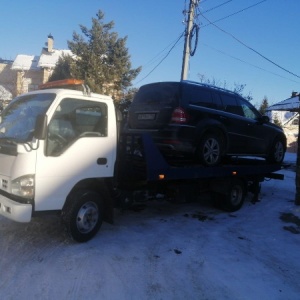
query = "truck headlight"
xmin=11 ymin=175 xmax=35 ymax=199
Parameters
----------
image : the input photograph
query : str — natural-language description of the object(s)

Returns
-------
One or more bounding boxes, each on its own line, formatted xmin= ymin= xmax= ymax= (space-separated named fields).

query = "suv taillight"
xmin=171 ymin=107 xmax=188 ymax=124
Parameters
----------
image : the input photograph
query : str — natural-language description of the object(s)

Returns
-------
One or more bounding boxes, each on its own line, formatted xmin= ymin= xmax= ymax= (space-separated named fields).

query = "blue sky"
xmin=1 ymin=0 xmax=299 ymax=106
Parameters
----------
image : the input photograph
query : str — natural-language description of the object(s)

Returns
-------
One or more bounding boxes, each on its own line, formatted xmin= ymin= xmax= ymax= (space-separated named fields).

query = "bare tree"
xmin=197 ymin=74 xmax=253 ymax=101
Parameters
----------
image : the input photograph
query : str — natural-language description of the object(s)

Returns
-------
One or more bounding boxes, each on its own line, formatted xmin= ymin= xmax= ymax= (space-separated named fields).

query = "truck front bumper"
xmin=0 ymin=194 xmax=32 ymax=222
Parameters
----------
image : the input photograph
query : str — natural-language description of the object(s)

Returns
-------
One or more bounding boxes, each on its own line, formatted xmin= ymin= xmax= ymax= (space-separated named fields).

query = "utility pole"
xmin=181 ymin=0 xmax=198 ymax=80
xmin=295 ymin=94 xmax=300 ymax=205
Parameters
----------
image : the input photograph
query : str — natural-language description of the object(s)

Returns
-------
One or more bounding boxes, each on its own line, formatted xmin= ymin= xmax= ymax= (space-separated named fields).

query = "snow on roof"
xmin=11 ymin=54 xmax=40 ymax=71
xmin=267 ymin=96 xmax=299 ymax=112
xmin=38 ymin=49 xmax=73 ymax=68
xmin=11 ymin=49 xmax=73 ymax=71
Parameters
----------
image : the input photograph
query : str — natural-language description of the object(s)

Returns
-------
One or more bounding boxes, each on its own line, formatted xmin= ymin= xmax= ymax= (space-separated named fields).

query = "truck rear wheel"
xmin=217 ymin=179 xmax=246 ymax=212
xmin=62 ymin=189 xmax=103 ymax=243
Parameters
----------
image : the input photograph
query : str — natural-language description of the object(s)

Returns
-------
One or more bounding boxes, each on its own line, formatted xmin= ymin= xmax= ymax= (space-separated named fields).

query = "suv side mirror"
xmin=34 ymin=114 xmax=48 ymax=140
xmin=257 ymin=115 xmax=269 ymax=124
xmin=261 ymin=115 xmax=270 ymax=123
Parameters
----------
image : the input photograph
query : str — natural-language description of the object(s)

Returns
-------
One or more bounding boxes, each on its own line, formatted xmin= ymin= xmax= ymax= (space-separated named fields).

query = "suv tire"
xmin=267 ymin=137 xmax=285 ymax=164
xmin=197 ymin=133 xmax=223 ymax=166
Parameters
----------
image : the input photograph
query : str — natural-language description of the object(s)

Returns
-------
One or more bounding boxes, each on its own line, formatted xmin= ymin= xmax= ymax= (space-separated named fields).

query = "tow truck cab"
xmin=0 ymin=80 xmax=117 ymax=236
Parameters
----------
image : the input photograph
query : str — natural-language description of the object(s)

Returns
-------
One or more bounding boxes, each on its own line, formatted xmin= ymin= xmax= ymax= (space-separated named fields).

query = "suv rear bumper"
xmin=125 ymin=125 xmax=196 ymax=157
xmin=0 ymin=194 xmax=32 ymax=222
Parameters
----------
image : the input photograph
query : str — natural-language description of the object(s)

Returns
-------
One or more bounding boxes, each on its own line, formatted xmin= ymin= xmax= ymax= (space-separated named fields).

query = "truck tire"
xmin=197 ymin=133 xmax=223 ymax=166
xmin=220 ymin=178 xmax=246 ymax=212
xmin=62 ymin=189 xmax=103 ymax=243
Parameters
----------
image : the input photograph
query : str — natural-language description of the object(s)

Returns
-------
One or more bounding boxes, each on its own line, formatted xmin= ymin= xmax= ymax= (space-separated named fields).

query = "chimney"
xmin=47 ymin=34 xmax=54 ymax=52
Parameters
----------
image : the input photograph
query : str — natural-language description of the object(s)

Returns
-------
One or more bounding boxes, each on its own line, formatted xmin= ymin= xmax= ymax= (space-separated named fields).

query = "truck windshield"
xmin=0 ymin=93 xmax=55 ymax=142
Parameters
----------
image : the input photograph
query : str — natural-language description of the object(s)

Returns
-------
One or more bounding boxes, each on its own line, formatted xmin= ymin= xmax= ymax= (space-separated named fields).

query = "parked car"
xmin=125 ymin=80 xmax=286 ymax=166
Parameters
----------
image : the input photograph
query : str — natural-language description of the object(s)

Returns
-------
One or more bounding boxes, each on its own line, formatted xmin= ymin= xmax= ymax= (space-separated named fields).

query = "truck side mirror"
xmin=34 ymin=114 xmax=48 ymax=140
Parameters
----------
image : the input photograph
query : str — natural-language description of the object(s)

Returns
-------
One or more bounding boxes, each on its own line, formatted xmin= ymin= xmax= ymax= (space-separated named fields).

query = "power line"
xmin=202 ymin=0 xmax=233 ymax=14
xmin=133 ymin=0 xmax=285 ymax=87
xmin=142 ymin=35 xmax=184 ymax=70
xmin=135 ymin=32 xmax=184 ymax=85
xmin=135 ymin=1 xmax=261 ymax=86
xmin=200 ymin=13 xmax=300 ymax=80
xmin=200 ymin=0 xmax=267 ymax=27
xmin=202 ymin=42 xmax=300 ymax=84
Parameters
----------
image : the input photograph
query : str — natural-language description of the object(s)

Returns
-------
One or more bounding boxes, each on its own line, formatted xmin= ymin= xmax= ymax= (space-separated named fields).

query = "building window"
xmin=292 ymin=118 xmax=299 ymax=126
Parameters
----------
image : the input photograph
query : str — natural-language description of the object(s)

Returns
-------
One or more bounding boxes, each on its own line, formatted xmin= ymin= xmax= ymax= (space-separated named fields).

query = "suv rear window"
xmin=133 ymin=82 xmax=180 ymax=105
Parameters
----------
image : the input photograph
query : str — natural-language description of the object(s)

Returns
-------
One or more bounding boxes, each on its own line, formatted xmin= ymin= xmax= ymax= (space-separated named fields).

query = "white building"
xmin=0 ymin=34 xmax=72 ymax=101
xmin=267 ymin=94 xmax=299 ymax=152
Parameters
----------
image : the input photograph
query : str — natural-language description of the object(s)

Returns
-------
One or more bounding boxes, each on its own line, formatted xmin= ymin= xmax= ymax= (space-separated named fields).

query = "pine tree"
xmin=49 ymin=53 xmax=74 ymax=81
xmin=50 ymin=10 xmax=141 ymax=100
xmin=273 ymin=113 xmax=282 ymax=127
xmin=258 ymin=96 xmax=269 ymax=115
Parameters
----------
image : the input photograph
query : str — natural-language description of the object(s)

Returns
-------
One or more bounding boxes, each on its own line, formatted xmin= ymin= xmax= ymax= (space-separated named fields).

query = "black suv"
xmin=125 ymin=81 xmax=286 ymax=166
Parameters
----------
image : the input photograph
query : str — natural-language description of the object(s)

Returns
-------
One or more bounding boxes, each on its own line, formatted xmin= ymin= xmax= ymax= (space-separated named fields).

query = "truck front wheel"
xmin=62 ymin=189 xmax=103 ymax=243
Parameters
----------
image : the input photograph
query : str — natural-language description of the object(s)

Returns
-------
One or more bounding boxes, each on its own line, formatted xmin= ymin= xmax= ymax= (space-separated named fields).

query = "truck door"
xmin=34 ymin=97 xmax=116 ymax=211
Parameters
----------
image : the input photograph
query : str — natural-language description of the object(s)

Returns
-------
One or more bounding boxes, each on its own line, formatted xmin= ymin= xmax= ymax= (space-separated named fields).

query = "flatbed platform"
xmin=117 ymin=133 xmax=284 ymax=183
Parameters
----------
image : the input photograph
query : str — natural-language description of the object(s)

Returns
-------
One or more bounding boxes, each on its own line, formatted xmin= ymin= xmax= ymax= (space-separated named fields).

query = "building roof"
xmin=10 ymin=35 xmax=73 ymax=71
xmin=11 ymin=49 xmax=73 ymax=71
xmin=38 ymin=49 xmax=73 ymax=68
xmin=11 ymin=55 xmax=40 ymax=71
xmin=267 ymin=96 xmax=300 ymax=112
xmin=0 ymin=59 xmax=13 ymax=64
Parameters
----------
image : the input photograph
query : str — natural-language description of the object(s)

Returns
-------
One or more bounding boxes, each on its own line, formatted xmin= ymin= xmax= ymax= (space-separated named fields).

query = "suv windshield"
xmin=0 ymin=93 xmax=55 ymax=142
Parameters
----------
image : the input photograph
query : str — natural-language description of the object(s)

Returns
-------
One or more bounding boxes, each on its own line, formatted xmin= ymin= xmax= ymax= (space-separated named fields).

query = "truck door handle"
xmin=97 ymin=158 xmax=107 ymax=165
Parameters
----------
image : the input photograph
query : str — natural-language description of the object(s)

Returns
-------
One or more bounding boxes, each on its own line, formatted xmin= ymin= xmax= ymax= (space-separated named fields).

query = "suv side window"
xmin=220 ymin=94 xmax=244 ymax=116
xmin=184 ymin=86 xmax=215 ymax=108
xmin=238 ymin=98 xmax=261 ymax=120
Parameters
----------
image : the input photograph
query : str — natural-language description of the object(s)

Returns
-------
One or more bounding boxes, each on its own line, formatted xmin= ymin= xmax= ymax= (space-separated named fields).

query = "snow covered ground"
xmin=0 ymin=153 xmax=299 ymax=300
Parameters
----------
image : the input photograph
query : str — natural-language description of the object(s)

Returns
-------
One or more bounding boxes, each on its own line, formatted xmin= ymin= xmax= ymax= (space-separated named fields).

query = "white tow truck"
xmin=0 ymin=80 xmax=284 ymax=242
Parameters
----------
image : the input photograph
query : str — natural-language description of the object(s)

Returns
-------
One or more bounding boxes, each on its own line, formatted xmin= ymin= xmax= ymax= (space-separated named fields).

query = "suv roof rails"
xmin=181 ymin=80 xmax=238 ymax=96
